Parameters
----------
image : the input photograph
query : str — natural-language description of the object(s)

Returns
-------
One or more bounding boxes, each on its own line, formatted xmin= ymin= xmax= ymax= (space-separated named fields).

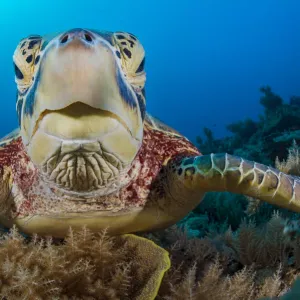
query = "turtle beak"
xmin=21 ymin=28 xmax=143 ymax=146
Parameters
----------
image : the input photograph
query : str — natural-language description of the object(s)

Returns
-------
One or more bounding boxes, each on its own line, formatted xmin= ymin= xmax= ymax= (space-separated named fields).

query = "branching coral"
xmin=275 ymin=140 xmax=300 ymax=176
xmin=162 ymin=261 xmax=258 ymax=300
xmin=150 ymin=214 xmax=300 ymax=300
xmin=226 ymin=119 xmax=258 ymax=141
xmin=0 ymin=226 xmax=170 ymax=300
xmin=0 ymin=214 xmax=300 ymax=299
xmin=259 ymin=86 xmax=283 ymax=112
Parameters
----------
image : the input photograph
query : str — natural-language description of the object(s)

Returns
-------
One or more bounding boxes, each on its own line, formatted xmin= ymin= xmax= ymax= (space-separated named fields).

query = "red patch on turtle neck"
xmin=0 ymin=138 xmax=37 ymax=214
xmin=121 ymin=126 xmax=200 ymax=205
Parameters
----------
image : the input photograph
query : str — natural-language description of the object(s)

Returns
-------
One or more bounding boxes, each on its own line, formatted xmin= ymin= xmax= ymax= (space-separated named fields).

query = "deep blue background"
xmin=1 ymin=0 xmax=300 ymax=142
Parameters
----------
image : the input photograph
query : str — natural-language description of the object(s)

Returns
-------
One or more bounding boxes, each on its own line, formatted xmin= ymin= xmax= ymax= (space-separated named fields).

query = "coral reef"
xmin=0 ymin=227 xmax=170 ymax=300
xmin=196 ymin=86 xmax=300 ymax=165
xmin=275 ymin=140 xmax=300 ymax=176
xmin=153 ymin=214 xmax=300 ymax=299
xmin=2 ymin=216 xmax=300 ymax=300
xmin=259 ymin=86 xmax=283 ymax=111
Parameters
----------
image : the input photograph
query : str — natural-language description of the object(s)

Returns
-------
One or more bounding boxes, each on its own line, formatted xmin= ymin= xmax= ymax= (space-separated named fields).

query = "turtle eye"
xmin=14 ymin=63 xmax=24 ymax=80
xmin=13 ymin=35 xmax=42 ymax=90
xmin=136 ymin=57 xmax=145 ymax=74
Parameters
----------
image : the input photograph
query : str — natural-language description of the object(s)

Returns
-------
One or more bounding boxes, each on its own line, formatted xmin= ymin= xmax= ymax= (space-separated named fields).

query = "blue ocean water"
xmin=1 ymin=0 xmax=300 ymax=142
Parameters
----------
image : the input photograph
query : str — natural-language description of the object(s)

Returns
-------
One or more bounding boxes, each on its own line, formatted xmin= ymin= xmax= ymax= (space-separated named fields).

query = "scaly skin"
xmin=165 ymin=154 xmax=300 ymax=213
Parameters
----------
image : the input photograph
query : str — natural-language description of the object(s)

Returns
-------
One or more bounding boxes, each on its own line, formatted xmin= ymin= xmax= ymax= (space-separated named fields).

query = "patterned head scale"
xmin=13 ymin=35 xmax=42 ymax=125
xmin=113 ymin=31 xmax=146 ymax=119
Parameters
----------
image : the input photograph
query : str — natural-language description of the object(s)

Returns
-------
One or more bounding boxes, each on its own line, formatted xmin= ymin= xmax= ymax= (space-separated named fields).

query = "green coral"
xmin=259 ymin=85 xmax=283 ymax=111
xmin=196 ymin=86 xmax=300 ymax=164
xmin=226 ymin=118 xmax=258 ymax=141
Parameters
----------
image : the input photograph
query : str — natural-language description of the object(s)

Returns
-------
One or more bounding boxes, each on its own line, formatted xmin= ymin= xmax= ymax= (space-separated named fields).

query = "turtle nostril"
xmin=60 ymin=34 xmax=69 ymax=44
xmin=59 ymin=30 xmax=94 ymax=45
xmin=84 ymin=33 xmax=93 ymax=42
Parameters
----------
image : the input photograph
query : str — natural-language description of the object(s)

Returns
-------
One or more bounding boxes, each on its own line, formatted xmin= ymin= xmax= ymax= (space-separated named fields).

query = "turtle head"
xmin=13 ymin=28 xmax=146 ymax=195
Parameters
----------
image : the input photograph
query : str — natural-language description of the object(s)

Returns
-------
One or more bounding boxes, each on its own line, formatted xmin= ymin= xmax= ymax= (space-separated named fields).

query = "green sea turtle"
xmin=0 ymin=28 xmax=299 ymax=238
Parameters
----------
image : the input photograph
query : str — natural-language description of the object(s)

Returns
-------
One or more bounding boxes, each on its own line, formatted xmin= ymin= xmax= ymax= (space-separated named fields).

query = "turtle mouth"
xmin=32 ymin=102 xmax=133 ymax=141
xmin=27 ymin=101 xmax=142 ymax=194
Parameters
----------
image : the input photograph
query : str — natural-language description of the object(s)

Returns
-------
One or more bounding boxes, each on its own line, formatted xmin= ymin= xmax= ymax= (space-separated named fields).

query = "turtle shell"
xmin=144 ymin=113 xmax=182 ymax=137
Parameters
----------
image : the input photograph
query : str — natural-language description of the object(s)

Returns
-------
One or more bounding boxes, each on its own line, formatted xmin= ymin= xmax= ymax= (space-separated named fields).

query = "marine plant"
xmin=2 ymin=214 xmax=300 ymax=299
xmin=275 ymin=140 xmax=300 ymax=176
xmin=0 ymin=227 xmax=170 ymax=299
xmin=155 ymin=214 xmax=300 ymax=299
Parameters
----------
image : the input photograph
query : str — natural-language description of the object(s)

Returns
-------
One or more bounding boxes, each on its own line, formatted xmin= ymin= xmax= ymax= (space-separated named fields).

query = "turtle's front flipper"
xmin=165 ymin=153 xmax=300 ymax=212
